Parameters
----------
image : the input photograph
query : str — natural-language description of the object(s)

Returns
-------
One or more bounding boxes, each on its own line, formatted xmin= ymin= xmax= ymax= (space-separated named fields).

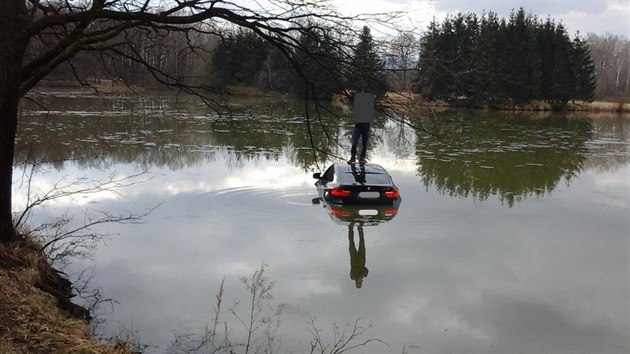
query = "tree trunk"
xmin=0 ymin=94 xmax=20 ymax=243
xmin=0 ymin=0 xmax=28 ymax=243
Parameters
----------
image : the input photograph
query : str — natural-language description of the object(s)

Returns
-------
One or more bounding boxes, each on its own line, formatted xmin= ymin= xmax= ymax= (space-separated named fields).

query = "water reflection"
xmin=14 ymin=93 xmax=630 ymax=352
xmin=350 ymin=163 xmax=366 ymax=183
xmin=313 ymin=200 xmax=400 ymax=226
xmin=414 ymin=112 xmax=596 ymax=206
xmin=348 ymin=222 xmax=368 ymax=289
xmin=17 ymin=94 xmax=345 ymax=171
xmin=17 ymin=94 xmax=630 ymax=210
xmin=312 ymin=197 xmax=400 ymax=289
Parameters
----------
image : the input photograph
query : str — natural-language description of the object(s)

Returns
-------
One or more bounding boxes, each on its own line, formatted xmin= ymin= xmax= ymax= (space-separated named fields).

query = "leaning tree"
xmin=0 ymin=0 xmax=405 ymax=243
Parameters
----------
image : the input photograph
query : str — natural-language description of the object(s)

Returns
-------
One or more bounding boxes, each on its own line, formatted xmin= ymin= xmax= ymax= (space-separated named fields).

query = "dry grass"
xmin=573 ymin=100 xmax=630 ymax=112
xmin=353 ymin=92 xmax=630 ymax=113
xmin=0 ymin=239 xmax=129 ymax=354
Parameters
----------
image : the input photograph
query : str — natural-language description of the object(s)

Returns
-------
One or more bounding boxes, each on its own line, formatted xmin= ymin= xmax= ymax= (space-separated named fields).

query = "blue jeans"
xmin=350 ymin=123 xmax=370 ymax=160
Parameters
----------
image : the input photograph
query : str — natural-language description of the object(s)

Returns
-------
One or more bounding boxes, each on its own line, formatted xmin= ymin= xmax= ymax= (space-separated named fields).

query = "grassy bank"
xmin=381 ymin=92 xmax=630 ymax=113
xmin=475 ymin=99 xmax=630 ymax=112
xmin=0 ymin=237 xmax=127 ymax=354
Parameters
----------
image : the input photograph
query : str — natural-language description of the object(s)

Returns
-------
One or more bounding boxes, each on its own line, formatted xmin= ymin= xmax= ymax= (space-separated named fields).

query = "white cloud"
xmin=342 ymin=0 xmax=629 ymax=36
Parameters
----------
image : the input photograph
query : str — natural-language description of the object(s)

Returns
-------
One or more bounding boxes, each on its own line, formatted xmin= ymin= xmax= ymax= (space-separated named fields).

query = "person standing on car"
xmin=348 ymin=92 xmax=375 ymax=164
xmin=348 ymin=222 xmax=368 ymax=288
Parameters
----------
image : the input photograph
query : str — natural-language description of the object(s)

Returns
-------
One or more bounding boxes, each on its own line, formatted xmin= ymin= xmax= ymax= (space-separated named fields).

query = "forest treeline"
xmin=38 ymin=9 xmax=630 ymax=104
xmin=38 ymin=22 xmax=386 ymax=100
xmin=416 ymin=9 xmax=597 ymax=106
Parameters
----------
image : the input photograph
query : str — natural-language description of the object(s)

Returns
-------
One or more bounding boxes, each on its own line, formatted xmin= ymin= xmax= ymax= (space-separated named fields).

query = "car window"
xmin=340 ymin=172 xmax=391 ymax=185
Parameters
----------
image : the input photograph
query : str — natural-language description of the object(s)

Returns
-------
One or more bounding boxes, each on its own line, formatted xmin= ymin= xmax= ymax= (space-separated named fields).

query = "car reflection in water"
xmin=312 ymin=162 xmax=401 ymax=288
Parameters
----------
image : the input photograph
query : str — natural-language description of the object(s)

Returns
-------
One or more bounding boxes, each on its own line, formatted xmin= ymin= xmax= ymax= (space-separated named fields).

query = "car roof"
xmin=331 ymin=162 xmax=394 ymax=185
xmin=332 ymin=162 xmax=389 ymax=175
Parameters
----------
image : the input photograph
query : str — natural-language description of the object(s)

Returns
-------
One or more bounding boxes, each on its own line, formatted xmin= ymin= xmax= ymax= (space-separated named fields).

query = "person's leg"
xmin=359 ymin=125 xmax=370 ymax=161
xmin=349 ymin=126 xmax=361 ymax=162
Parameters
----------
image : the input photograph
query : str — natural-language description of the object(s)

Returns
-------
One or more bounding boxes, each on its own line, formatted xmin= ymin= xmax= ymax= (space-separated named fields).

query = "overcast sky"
xmin=337 ymin=0 xmax=629 ymax=37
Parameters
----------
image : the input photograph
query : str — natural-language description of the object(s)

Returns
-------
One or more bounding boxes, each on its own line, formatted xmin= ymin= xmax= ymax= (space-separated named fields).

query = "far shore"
xmin=381 ymin=92 xmax=630 ymax=113
xmin=33 ymin=82 xmax=630 ymax=113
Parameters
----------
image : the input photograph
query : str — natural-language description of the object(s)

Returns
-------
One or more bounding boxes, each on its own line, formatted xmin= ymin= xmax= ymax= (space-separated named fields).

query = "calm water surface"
xmin=15 ymin=92 xmax=630 ymax=353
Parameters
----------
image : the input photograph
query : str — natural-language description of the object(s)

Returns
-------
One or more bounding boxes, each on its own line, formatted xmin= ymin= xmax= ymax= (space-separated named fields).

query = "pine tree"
xmin=292 ymin=25 xmax=343 ymax=99
xmin=471 ymin=12 xmax=507 ymax=104
xmin=350 ymin=26 xmax=387 ymax=96
xmin=571 ymin=33 xmax=597 ymax=102
xmin=549 ymin=24 xmax=575 ymax=105
xmin=415 ymin=8 xmax=593 ymax=105
xmin=451 ymin=13 xmax=479 ymax=101
xmin=211 ymin=30 xmax=270 ymax=86
xmin=503 ymin=8 xmax=541 ymax=101
xmin=416 ymin=19 xmax=444 ymax=100
xmin=536 ymin=17 xmax=558 ymax=102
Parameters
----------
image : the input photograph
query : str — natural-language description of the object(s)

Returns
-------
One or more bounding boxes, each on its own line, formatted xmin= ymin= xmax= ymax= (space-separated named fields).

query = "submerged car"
xmin=312 ymin=198 xmax=400 ymax=226
xmin=313 ymin=162 xmax=401 ymax=205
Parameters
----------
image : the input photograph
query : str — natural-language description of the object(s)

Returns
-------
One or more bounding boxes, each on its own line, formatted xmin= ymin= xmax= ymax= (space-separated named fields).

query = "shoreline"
xmin=31 ymin=83 xmax=630 ymax=114
xmin=382 ymin=92 xmax=630 ymax=113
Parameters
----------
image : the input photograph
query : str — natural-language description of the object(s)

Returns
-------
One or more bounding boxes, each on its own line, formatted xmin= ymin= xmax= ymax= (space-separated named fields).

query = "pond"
xmin=15 ymin=92 xmax=630 ymax=353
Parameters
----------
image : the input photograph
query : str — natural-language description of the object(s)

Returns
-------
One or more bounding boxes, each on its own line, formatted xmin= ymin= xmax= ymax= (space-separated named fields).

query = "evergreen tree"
xmin=503 ymin=8 xmax=541 ymax=101
xmin=416 ymin=19 xmax=444 ymax=100
xmin=451 ymin=13 xmax=480 ymax=101
xmin=471 ymin=12 xmax=507 ymax=104
xmin=211 ymin=30 xmax=270 ymax=87
xmin=549 ymin=23 xmax=575 ymax=105
xmin=350 ymin=26 xmax=387 ymax=96
xmin=536 ymin=17 xmax=558 ymax=101
xmin=571 ymin=34 xmax=597 ymax=102
xmin=415 ymin=8 xmax=597 ymax=106
xmin=437 ymin=16 xmax=459 ymax=100
xmin=292 ymin=25 xmax=343 ymax=99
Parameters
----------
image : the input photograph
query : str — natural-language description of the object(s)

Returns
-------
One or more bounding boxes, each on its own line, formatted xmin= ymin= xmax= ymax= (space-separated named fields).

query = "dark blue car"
xmin=313 ymin=162 xmax=401 ymax=205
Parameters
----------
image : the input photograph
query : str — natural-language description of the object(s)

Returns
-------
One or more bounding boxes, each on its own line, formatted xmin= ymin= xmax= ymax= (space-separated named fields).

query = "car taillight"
xmin=385 ymin=188 xmax=400 ymax=199
xmin=384 ymin=208 xmax=399 ymax=217
xmin=330 ymin=188 xmax=351 ymax=197
xmin=329 ymin=209 xmax=351 ymax=217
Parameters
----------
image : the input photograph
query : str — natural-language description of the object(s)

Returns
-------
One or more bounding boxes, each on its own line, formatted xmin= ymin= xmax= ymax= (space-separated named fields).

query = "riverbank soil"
xmin=0 ymin=237 xmax=126 ymax=353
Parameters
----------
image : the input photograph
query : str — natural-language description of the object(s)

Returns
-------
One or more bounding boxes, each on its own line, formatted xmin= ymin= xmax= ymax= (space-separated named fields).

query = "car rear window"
xmin=339 ymin=172 xmax=391 ymax=185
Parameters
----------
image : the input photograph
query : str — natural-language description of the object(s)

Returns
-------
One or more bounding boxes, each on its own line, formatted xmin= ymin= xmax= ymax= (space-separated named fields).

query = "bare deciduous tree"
xmin=169 ymin=265 xmax=385 ymax=354
xmin=385 ymin=32 xmax=419 ymax=92
xmin=588 ymin=33 xmax=630 ymax=100
xmin=0 ymin=0 xmax=406 ymax=243
xmin=307 ymin=317 xmax=385 ymax=354
xmin=13 ymin=157 xmax=155 ymax=267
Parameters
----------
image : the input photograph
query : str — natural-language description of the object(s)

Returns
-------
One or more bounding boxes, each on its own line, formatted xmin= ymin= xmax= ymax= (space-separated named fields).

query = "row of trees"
xmin=415 ymin=9 xmax=596 ymax=106
xmin=34 ymin=23 xmax=217 ymax=88
xmin=38 ymin=22 xmax=389 ymax=99
xmin=211 ymin=25 xmax=387 ymax=98
xmin=28 ymin=8 xmax=628 ymax=104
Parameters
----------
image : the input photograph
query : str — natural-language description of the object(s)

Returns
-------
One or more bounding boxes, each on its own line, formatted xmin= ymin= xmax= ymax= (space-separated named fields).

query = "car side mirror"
xmin=312 ymin=172 xmax=321 ymax=179
xmin=311 ymin=197 xmax=321 ymax=205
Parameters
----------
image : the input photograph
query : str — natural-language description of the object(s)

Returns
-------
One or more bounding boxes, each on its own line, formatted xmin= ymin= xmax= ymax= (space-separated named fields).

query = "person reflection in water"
xmin=348 ymin=222 xmax=368 ymax=288
xmin=350 ymin=163 xmax=366 ymax=184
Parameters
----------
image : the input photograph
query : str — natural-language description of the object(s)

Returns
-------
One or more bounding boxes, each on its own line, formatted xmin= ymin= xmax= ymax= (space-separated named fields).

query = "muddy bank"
xmin=0 ymin=237 xmax=128 ymax=353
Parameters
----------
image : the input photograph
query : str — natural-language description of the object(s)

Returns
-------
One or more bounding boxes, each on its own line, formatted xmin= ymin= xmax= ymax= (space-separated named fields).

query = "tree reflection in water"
xmin=414 ymin=112 xmax=597 ymax=206
xmin=17 ymin=94 xmax=630 ymax=208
